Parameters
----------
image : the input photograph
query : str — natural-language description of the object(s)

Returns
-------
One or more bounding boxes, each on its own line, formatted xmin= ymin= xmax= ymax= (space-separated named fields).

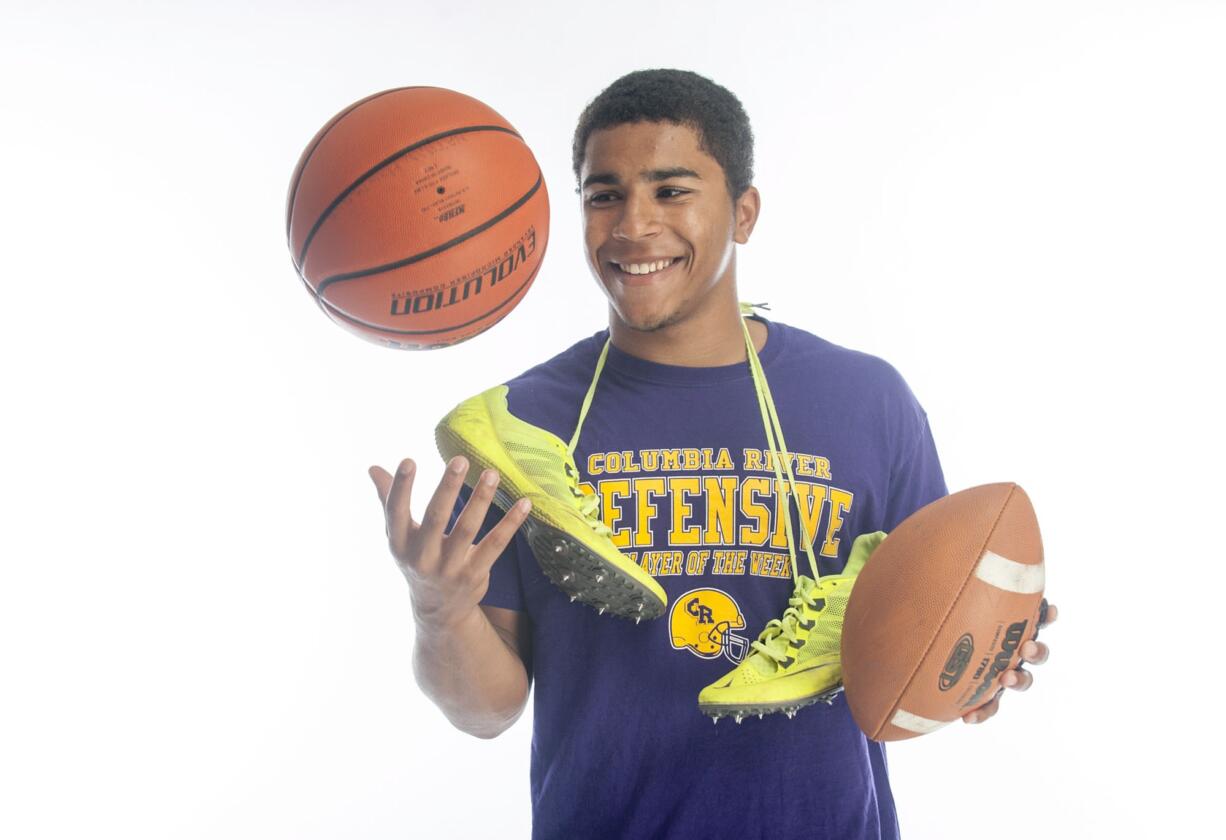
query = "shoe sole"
xmin=435 ymin=423 xmax=666 ymax=622
xmin=698 ymin=661 xmax=845 ymax=721
xmin=699 ymin=684 xmax=845 ymax=723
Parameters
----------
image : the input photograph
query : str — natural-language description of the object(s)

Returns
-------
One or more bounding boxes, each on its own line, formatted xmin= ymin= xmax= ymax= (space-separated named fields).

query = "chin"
xmin=626 ymin=315 xmax=679 ymax=333
xmin=612 ymin=299 xmax=685 ymax=333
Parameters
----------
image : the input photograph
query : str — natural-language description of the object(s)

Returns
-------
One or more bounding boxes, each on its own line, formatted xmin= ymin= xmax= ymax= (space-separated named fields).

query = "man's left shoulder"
xmin=772 ymin=320 xmax=917 ymax=399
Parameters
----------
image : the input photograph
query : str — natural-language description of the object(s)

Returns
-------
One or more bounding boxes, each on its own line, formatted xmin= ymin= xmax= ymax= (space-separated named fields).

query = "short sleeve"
xmin=447 ymin=484 xmax=528 ymax=612
xmin=881 ymin=407 xmax=948 ymax=533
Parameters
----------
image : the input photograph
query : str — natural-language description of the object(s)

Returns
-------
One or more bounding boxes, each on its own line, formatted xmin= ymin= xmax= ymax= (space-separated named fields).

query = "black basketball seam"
xmin=881 ymin=484 xmax=1017 ymax=736
xmin=315 ymin=174 xmax=543 ymax=293
xmin=286 ymin=86 xmax=422 ymax=246
xmin=315 ymin=255 xmax=541 ymax=337
xmin=296 ymin=124 xmax=524 ymax=269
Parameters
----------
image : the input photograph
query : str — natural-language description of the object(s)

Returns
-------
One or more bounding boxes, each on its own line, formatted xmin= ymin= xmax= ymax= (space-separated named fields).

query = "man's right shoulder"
xmin=507 ymin=328 xmax=608 ymax=386
xmin=501 ymin=328 xmax=608 ymax=433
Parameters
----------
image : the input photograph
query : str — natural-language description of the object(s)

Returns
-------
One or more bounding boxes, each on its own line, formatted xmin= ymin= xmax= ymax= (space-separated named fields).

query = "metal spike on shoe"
xmin=561 ymin=572 xmax=571 ymax=583
xmin=598 ymin=606 xmax=606 ymax=616
xmin=570 ymin=595 xmax=578 ymax=603
xmin=735 ymin=714 xmax=743 ymax=724
xmin=594 ymin=573 xmax=604 ymax=583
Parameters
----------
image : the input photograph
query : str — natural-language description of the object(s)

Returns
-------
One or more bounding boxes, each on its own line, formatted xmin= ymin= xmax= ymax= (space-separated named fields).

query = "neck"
xmin=607 ymin=279 xmax=768 ymax=367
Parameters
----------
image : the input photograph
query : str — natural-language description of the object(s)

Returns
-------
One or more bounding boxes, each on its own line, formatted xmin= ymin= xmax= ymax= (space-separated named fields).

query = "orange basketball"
xmin=286 ymin=87 xmax=549 ymax=349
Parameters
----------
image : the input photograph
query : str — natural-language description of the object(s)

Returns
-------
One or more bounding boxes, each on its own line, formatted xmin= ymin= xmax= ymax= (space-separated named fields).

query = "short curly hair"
xmin=572 ymin=68 xmax=755 ymax=200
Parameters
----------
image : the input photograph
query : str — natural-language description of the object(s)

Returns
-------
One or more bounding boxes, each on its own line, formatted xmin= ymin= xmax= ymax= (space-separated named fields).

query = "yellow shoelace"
xmin=748 ymin=577 xmax=824 ymax=664
xmin=738 ymin=302 xmax=828 ymax=664
xmin=566 ymin=339 xmax=612 ymax=536
xmin=738 ymin=302 xmax=821 ymax=582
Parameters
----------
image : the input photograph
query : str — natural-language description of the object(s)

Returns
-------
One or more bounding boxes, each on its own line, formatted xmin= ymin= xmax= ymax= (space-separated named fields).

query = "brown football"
xmin=841 ymin=483 xmax=1046 ymax=741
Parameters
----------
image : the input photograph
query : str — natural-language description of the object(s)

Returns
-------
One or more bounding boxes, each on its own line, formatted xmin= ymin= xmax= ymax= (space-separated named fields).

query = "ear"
xmin=732 ymin=186 xmax=761 ymax=244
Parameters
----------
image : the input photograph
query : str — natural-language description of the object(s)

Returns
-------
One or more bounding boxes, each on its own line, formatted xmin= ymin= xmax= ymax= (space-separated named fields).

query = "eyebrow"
xmin=581 ymin=167 xmax=702 ymax=190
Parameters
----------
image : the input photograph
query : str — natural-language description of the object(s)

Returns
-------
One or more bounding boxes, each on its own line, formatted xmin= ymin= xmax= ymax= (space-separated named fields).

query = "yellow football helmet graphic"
xmin=670 ymin=588 xmax=749 ymax=664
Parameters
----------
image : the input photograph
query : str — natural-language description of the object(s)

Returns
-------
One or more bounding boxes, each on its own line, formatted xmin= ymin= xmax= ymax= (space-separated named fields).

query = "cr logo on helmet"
xmin=669 ymin=588 xmax=750 ymax=664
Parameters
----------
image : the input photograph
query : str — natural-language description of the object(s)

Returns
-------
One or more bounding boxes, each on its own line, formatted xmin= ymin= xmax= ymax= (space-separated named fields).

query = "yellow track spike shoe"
xmin=435 ymin=384 xmax=667 ymax=622
xmin=697 ymin=532 xmax=887 ymax=723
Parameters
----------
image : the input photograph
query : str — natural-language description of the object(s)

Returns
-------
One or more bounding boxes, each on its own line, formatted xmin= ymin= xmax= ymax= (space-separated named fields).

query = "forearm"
xmin=412 ymin=605 xmax=529 ymax=738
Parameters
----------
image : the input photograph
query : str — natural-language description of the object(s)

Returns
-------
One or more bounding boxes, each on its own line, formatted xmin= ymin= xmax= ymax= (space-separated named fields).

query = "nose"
xmin=611 ymin=191 xmax=660 ymax=241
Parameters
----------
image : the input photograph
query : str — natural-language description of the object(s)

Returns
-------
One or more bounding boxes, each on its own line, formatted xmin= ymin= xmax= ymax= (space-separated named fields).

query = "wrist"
xmin=412 ymin=598 xmax=483 ymax=640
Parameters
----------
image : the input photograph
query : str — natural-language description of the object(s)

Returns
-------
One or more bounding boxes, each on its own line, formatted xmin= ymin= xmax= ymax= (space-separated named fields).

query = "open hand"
xmin=369 ymin=456 xmax=531 ymax=630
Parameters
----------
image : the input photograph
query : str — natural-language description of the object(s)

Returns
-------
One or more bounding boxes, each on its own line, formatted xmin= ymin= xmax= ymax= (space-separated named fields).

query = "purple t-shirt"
xmin=450 ymin=316 xmax=947 ymax=839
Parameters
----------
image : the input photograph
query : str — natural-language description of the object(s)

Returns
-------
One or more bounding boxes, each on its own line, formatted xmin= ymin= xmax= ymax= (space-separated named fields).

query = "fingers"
xmin=1001 ymin=667 xmax=1034 ymax=692
xmin=377 ymin=459 xmax=418 ymax=555
xmin=474 ymin=496 xmax=533 ymax=572
xmin=369 ymin=465 xmax=393 ymax=507
xmin=370 ymin=457 xmax=529 ymax=587
xmin=962 ymin=622 xmax=1053 ymax=725
xmin=1040 ymin=602 xmax=1059 ymax=628
xmin=963 ymin=689 xmax=1003 ymax=724
xmin=1021 ymin=639 xmax=1050 ymax=666
xmin=447 ymin=468 xmax=502 ymax=547
xmin=419 ymin=456 xmax=469 ymax=544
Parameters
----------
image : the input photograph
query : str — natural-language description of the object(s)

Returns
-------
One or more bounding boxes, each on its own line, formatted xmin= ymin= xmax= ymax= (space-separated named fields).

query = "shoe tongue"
xmin=746 ymin=641 xmax=784 ymax=676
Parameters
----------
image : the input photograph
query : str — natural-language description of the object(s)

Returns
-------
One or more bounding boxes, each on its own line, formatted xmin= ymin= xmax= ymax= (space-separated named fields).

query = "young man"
xmin=370 ymin=69 xmax=1055 ymax=839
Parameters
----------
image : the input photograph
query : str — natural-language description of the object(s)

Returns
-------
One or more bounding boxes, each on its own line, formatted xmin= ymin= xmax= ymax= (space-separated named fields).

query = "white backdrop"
xmin=3 ymin=1 xmax=1222 ymax=837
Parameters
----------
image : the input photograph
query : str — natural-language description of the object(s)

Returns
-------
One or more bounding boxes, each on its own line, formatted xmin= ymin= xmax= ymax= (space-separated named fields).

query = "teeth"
xmin=615 ymin=258 xmax=675 ymax=275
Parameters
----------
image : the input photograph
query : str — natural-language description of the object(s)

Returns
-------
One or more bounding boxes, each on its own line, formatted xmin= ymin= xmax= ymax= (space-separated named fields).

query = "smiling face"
xmin=580 ymin=121 xmax=759 ymax=334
